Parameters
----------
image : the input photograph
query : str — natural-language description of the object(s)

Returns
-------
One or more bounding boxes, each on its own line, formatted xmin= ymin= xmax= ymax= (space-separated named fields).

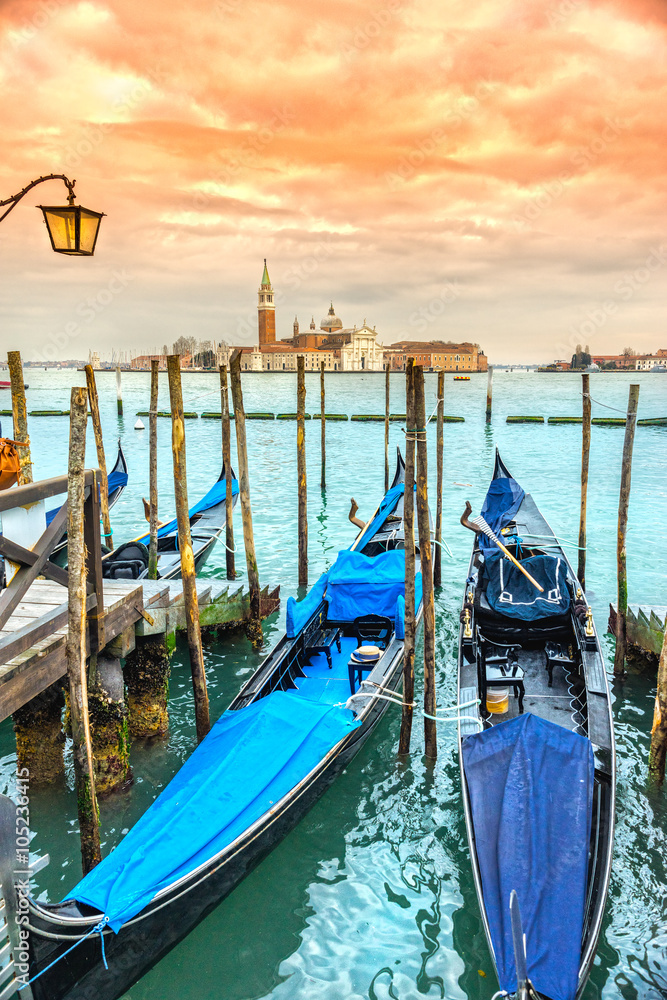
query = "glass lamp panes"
xmin=39 ymin=205 xmax=104 ymax=255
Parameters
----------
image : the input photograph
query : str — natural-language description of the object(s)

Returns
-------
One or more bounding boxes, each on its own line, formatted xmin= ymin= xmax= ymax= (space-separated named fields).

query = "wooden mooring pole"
xmin=148 ymin=359 xmax=159 ymax=579
xmin=414 ymin=365 xmax=437 ymax=759
xmin=398 ymin=358 xmax=416 ymax=755
xmin=167 ymin=355 xmax=210 ymax=741
xmin=219 ymin=364 xmax=236 ymax=580
xmin=433 ymin=370 xmax=444 ymax=588
xmin=613 ymin=383 xmax=639 ymax=677
xmin=297 ymin=356 xmax=308 ymax=588
xmin=116 ymin=365 xmax=123 ymax=418
xmin=7 ymin=351 xmax=32 ymax=485
xmin=67 ymin=387 xmax=101 ymax=874
xmin=229 ymin=349 xmax=262 ymax=645
xmin=384 ymin=364 xmax=390 ymax=493
xmin=485 ymin=365 xmax=493 ymax=424
xmin=649 ymin=625 xmax=667 ymax=782
xmin=320 ymin=361 xmax=326 ymax=490
xmin=578 ymin=372 xmax=591 ymax=588
xmin=85 ymin=364 xmax=113 ymax=551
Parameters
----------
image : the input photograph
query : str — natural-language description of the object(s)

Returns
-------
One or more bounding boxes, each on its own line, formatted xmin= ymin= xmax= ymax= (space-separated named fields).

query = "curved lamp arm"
xmin=0 ymin=174 xmax=76 ymax=224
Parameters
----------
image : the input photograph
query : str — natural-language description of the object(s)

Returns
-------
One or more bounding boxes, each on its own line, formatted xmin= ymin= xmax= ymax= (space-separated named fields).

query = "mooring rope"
xmin=582 ymin=391 xmax=630 ymax=415
xmin=18 ymin=915 xmax=110 ymax=989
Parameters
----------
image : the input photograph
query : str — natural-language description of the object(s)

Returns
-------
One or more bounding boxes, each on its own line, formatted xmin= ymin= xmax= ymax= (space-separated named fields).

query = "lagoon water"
xmin=1 ymin=369 xmax=665 ymax=999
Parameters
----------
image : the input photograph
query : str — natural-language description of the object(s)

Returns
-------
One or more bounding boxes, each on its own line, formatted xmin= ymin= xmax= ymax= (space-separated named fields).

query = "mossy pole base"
xmin=485 ymin=365 xmax=493 ymax=424
xmin=89 ymin=655 xmax=131 ymax=796
xmin=13 ymin=684 xmax=65 ymax=783
xmin=167 ymin=356 xmax=210 ymax=743
xmin=229 ymin=350 xmax=262 ymax=646
xmin=297 ymin=356 xmax=308 ymax=588
xmin=398 ymin=359 xmax=416 ymax=756
xmin=614 ymin=384 xmax=639 ymax=677
xmin=414 ymin=366 xmax=437 ymax=760
xmin=116 ymin=366 xmax=123 ymax=417
xmin=578 ymin=373 xmax=591 ymax=588
xmin=67 ymin=386 xmax=101 ymax=875
xmin=125 ymin=636 xmax=171 ymax=737
xmin=649 ymin=625 xmax=667 ymax=782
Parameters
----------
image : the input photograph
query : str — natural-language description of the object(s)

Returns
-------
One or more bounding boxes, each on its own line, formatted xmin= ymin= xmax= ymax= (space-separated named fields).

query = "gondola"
xmin=50 ymin=441 xmax=129 ymax=561
xmin=101 ymin=463 xmax=239 ymax=581
xmin=19 ymin=449 xmax=425 ymax=1000
xmin=457 ymin=451 xmax=615 ymax=1000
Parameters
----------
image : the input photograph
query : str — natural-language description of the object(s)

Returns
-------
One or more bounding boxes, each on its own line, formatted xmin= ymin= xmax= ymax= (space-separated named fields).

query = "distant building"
xmin=258 ymin=260 xmax=276 ymax=346
xmin=634 ymin=355 xmax=667 ymax=371
xmin=384 ymin=341 xmax=487 ymax=372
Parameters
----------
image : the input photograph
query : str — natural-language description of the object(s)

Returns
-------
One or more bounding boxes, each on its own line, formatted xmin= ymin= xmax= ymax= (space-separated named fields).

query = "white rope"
xmin=343 ymin=682 xmax=484 ymax=728
xmin=490 ymin=991 xmax=509 ymax=999
xmin=582 ymin=391 xmax=628 ymax=415
xmin=431 ymin=536 xmax=454 ymax=558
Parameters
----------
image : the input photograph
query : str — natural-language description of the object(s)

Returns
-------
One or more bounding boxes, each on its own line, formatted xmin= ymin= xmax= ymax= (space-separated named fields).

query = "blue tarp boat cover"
xmin=479 ymin=473 xmax=525 ymax=553
xmin=485 ymin=552 xmax=571 ymax=621
xmin=325 ymin=548 xmax=409 ymax=622
xmin=462 ymin=713 xmax=594 ymax=1000
xmin=286 ymin=571 xmax=328 ymax=637
xmin=66 ymin=692 xmax=360 ymax=931
xmin=45 ymin=463 xmax=129 ymax=527
xmin=353 ymin=482 xmax=405 ymax=549
xmin=136 ymin=476 xmax=238 ymax=543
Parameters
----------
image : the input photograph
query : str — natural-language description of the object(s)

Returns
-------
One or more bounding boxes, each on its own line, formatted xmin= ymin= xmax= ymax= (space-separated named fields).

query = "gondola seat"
xmin=477 ymin=630 xmax=525 ymax=716
xmin=347 ymin=615 xmax=392 ymax=693
xmin=102 ymin=541 xmax=149 ymax=580
xmin=304 ymin=625 xmax=342 ymax=669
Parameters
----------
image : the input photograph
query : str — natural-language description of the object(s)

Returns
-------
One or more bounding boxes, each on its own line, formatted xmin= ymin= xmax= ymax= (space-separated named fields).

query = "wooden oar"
xmin=470 ymin=514 xmax=544 ymax=593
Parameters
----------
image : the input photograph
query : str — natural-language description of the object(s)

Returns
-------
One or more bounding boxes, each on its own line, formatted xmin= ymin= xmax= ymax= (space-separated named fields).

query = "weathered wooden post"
xmin=578 ymin=372 xmax=591 ymax=588
xmin=219 ymin=364 xmax=236 ymax=580
xmin=229 ymin=349 xmax=262 ymax=645
xmin=67 ymin=387 xmax=101 ymax=874
xmin=384 ymin=364 xmax=390 ymax=492
xmin=85 ymin=364 xmax=113 ymax=552
xmin=116 ymin=365 xmax=123 ymax=417
xmin=7 ymin=351 xmax=32 ymax=485
xmin=613 ymin=383 xmax=639 ymax=677
xmin=433 ymin=369 xmax=445 ymax=588
xmin=297 ymin=356 xmax=308 ymax=588
xmin=649 ymin=625 xmax=667 ymax=782
xmin=320 ymin=361 xmax=326 ymax=490
xmin=398 ymin=359 xmax=416 ymax=755
xmin=414 ymin=365 xmax=437 ymax=759
xmin=485 ymin=365 xmax=493 ymax=424
xmin=148 ymin=359 xmax=159 ymax=579
xmin=167 ymin=355 xmax=210 ymax=741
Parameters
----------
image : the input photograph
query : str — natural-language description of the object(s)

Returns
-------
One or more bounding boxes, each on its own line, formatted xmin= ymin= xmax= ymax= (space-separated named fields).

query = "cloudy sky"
xmin=1 ymin=0 xmax=666 ymax=363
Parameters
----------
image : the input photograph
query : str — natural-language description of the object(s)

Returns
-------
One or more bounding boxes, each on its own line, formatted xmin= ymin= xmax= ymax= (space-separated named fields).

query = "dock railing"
xmin=0 ymin=469 xmax=105 ymax=666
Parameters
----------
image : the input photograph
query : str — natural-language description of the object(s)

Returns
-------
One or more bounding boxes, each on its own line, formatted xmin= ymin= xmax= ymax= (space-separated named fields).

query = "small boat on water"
xmin=50 ymin=441 xmax=128 ymax=561
xmin=0 ymin=381 xmax=28 ymax=390
xmin=21 ymin=450 xmax=426 ymax=1000
xmin=101 ymin=463 xmax=239 ymax=580
xmin=453 ymin=375 xmax=470 ymax=381
xmin=457 ymin=451 xmax=615 ymax=1000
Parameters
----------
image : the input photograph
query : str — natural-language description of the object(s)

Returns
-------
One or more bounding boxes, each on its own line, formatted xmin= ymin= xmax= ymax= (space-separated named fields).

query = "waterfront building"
xmin=384 ymin=341 xmax=487 ymax=372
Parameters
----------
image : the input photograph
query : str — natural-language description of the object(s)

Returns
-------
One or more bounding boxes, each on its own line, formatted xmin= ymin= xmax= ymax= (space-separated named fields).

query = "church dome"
xmin=321 ymin=302 xmax=342 ymax=331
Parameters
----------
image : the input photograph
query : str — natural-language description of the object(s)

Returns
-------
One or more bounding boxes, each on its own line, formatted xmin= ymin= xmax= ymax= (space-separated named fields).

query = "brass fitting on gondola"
xmin=585 ymin=606 xmax=594 ymax=637
xmin=467 ymin=587 xmax=474 ymax=605
xmin=576 ymin=586 xmax=583 ymax=600
xmin=462 ymin=607 xmax=472 ymax=639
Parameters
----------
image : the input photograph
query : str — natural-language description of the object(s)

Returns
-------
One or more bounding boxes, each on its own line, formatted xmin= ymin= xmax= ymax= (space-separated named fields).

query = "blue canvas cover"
xmin=66 ymin=692 xmax=360 ymax=931
xmin=136 ymin=476 xmax=239 ymax=543
xmin=479 ymin=474 xmax=525 ymax=552
xmin=325 ymin=548 xmax=408 ymax=622
xmin=286 ymin=571 xmax=328 ymax=638
xmin=353 ymin=482 xmax=405 ymax=549
xmin=485 ymin=552 xmax=571 ymax=621
xmin=462 ymin=714 xmax=594 ymax=1000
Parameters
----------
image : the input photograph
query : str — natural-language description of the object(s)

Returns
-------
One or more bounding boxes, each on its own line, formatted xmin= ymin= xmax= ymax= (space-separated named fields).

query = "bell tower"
xmin=258 ymin=259 xmax=276 ymax=346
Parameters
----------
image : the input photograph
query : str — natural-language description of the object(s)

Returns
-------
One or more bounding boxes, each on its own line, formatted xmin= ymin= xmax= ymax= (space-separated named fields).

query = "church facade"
xmin=239 ymin=263 xmax=387 ymax=371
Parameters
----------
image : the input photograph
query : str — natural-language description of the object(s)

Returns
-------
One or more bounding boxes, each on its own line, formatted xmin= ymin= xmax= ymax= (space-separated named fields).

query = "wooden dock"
xmin=0 ymin=577 xmax=280 ymax=725
xmin=608 ymin=603 xmax=666 ymax=665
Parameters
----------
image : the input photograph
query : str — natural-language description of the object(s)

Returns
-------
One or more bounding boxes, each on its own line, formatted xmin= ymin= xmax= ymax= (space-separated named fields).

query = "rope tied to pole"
xmin=581 ymin=391 xmax=633 ymax=416
xmin=19 ymin=915 xmax=110 ymax=989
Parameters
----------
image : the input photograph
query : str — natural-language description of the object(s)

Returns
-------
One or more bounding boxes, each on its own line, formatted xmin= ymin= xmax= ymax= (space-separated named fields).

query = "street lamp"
xmin=0 ymin=174 xmax=104 ymax=255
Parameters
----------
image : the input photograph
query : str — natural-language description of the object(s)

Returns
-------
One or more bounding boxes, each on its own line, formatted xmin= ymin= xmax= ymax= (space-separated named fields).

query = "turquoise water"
xmin=1 ymin=369 xmax=665 ymax=999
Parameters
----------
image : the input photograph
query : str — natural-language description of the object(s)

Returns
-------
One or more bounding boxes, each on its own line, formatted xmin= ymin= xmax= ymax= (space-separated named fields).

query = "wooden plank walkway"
xmin=0 ymin=577 xmax=280 ymax=724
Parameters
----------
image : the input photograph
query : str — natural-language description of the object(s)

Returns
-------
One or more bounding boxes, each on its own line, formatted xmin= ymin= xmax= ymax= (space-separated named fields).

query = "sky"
xmin=1 ymin=0 xmax=666 ymax=364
